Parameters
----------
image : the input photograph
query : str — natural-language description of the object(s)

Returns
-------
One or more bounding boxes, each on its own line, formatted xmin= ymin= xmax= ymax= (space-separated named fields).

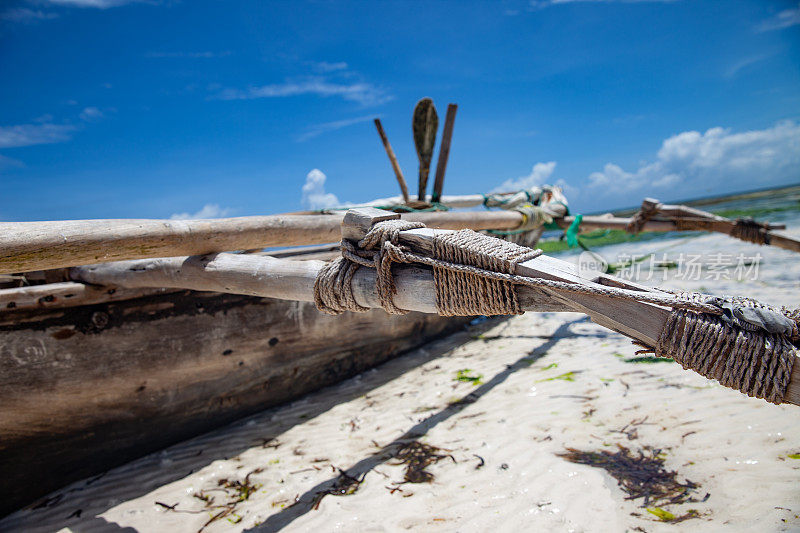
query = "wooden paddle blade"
xmin=412 ymin=98 xmax=438 ymax=201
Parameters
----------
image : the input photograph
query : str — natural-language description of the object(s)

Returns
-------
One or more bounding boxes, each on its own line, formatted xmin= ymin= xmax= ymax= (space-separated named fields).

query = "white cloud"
xmin=493 ymin=161 xmax=557 ymax=192
xmin=0 ymin=155 xmax=25 ymax=171
xmin=588 ymin=120 xmax=800 ymax=193
xmin=45 ymin=0 xmax=141 ymax=7
xmin=724 ymin=54 xmax=769 ymax=79
xmin=0 ymin=8 xmax=58 ymax=21
xmin=0 ymin=123 xmax=75 ymax=148
xmin=532 ymin=0 xmax=677 ymax=6
xmin=170 ymin=204 xmax=232 ymax=220
xmin=147 ymin=51 xmax=231 ymax=59
xmin=757 ymin=3 xmax=800 ymax=32
xmin=79 ymin=107 xmax=103 ymax=121
xmin=302 ymin=169 xmax=341 ymax=210
xmin=216 ymin=78 xmax=391 ymax=107
xmin=311 ymin=61 xmax=348 ymax=73
xmin=298 ymin=115 xmax=375 ymax=142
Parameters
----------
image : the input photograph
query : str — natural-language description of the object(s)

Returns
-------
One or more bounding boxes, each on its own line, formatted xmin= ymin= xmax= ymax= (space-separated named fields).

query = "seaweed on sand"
xmin=558 ymin=445 xmax=704 ymax=516
xmin=308 ymin=469 xmax=368 ymax=510
xmin=157 ymin=467 xmax=264 ymax=532
xmin=391 ymin=440 xmax=456 ymax=483
xmin=291 ymin=441 xmax=459 ymax=511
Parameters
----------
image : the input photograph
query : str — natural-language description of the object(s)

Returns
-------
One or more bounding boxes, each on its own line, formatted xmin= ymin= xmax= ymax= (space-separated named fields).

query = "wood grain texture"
xmin=0 ymin=211 xmax=524 ymax=275
xmin=0 ymin=281 xmax=175 ymax=313
xmin=70 ymin=250 xmax=565 ymax=317
xmin=0 ymin=290 xmax=469 ymax=516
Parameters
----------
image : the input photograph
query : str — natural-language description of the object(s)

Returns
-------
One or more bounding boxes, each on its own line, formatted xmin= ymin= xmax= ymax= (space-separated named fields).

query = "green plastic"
xmin=566 ymin=214 xmax=583 ymax=248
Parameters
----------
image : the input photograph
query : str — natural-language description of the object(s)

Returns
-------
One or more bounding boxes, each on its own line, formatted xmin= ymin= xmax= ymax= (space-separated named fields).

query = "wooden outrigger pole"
xmin=68 ymin=207 xmax=800 ymax=407
xmin=2 ymin=191 xmax=798 ymax=275
xmin=326 ymin=192 xmax=800 ymax=254
xmin=0 ymin=211 xmax=523 ymax=275
xmin=552 ymin=214 xmax=800 ymax=253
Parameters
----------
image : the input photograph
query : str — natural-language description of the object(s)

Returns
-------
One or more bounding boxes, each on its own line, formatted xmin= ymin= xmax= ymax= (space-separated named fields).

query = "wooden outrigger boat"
xmin=0 ymin=246 xmax=471 ymax=517
xmin=0 ymin=190 xmax=567 ymax=515
xmin=2 ymin=100 xmax=799 ymax=518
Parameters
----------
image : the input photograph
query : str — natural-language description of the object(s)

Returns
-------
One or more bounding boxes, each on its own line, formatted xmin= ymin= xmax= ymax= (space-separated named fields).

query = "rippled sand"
xmin=3 ymin=230 xmax=800 ymax=532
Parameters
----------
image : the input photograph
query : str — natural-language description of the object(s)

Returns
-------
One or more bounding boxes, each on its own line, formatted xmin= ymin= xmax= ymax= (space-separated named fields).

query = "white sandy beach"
xmin=3 ymin=229 xmax=800 ymax=533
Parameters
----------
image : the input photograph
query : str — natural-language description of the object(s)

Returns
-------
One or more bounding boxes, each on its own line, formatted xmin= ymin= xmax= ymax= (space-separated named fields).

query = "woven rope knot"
xmin=314 ymin=219 xmax=541 ymax=317
xmin=513 ymin=205 xmax=553 ymax=233
xmin=730 ymin=217 xmax=770 ymax=245
xmin=655 ymin=309 xmax=795 ymax=404
xmin=483 ymin=188 xmax=539 ymax=209
xmin=314 ymin=219 xmax=424 ymax=315
xmin=314 ymin=214 xmax=797 ymax=404
xmin=432 ymin=230 xmax=541 ymax=316
xmin=626 ymin=200 xmax=663 ymax=234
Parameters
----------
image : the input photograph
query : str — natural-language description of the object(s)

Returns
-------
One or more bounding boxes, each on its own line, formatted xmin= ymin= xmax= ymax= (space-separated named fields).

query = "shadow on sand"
xmin=249 ymin=317 xmax=588 ymax=532
xmin=2 ymin=316 xmax=510 ymax=532
xmin=3 ymin=315 xmax=598 ymax=532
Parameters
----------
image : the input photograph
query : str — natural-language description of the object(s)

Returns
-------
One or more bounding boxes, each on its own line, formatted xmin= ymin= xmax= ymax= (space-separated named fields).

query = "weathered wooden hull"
xmin=0 ymin=289 xmax=468 ymax=516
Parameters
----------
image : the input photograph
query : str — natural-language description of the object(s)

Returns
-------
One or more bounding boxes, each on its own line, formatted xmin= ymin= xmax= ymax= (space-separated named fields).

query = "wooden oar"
xmin=373 ymin=119 xmax=410 ymax=203
xmin=69 ymin=207 xmax=800 ymax=406
xmin=432 ymin=104 xmax=457 ymax=203
xmin=412 ymin=98 xmax=438 ymax=201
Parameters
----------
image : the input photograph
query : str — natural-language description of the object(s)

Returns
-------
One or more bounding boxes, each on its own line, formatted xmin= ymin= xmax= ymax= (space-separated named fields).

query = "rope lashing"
xmin=514 ymin=205 xmax=552 ymax=232
xmin=730 ymin=217 xmax=770 ymax=245
xmin=314 ymin=219 xmax=424 ymax=315
xmin=317 ymin=222 xmax=727 ymax=316
xmin=655 ymin=309 xmax=795 ymax=404
xmin=316 ymin=221 xmax=539 ymax=316
xmin=637 ymin=291 xmax=799 ymax=403
xmin=626 ymin=200 xmax=663 ymax=234
xmin=315 ymin=218 xmax=798 ymax=403
xmin=317 ymin=220 xmax=730 ymax=316
xmin=627 ymin=199 xmax=773 ymax=246
xmin=313 ymin=256 xmax=369 ymax=315
xmin=431 ymin=230 xmax=540 ymax=316
xmin=482 ymin=188 xmax=539 ymax=209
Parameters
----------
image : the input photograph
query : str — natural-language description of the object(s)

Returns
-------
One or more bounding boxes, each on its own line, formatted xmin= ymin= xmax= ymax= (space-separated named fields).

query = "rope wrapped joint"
xmin=654 ymin=307 xmax=796 ymax=404
xmin=626 ymin=200 xmax=663 ymax=235
xmin=314 ymin=214 xmax=798 ymax=405
xmin=314 ymin=219 xmax=425 ymax=316
xmin=731 ymin=217 xmax=770 ymax=245
xmin=314 ymin=219 xmax=542 ymax=317
xmin=626 ymin=197 xmax=773 ymax=246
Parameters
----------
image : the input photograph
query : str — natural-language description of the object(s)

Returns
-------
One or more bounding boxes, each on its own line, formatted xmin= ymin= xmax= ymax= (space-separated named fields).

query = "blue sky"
xmin=1 ymin=0 xmax=799 ymax=221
